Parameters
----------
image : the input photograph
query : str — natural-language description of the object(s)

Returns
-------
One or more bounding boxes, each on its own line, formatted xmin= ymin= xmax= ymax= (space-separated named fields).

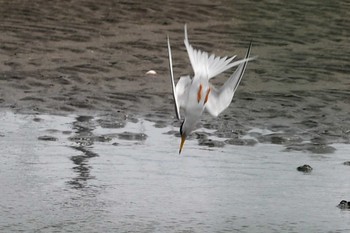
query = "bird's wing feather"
xmin=167 ymin=35 xmax=181 ymax=120
xmin=175 ymin=76 xmax=191 ymax=111
xmin=205 ymin=42 xmax=252 ymax=117
xmin=184 ymin=24 xmax=254 ymax=80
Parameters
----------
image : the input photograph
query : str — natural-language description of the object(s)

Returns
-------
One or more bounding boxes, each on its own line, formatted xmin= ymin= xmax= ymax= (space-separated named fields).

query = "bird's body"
xmin=167 ymin=25 xmax=255 ymax=153
xmin=180 ymin=75 xmax=210 ymax=132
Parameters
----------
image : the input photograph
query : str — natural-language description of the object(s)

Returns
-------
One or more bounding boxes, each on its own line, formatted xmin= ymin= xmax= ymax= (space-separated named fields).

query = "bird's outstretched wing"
xmin=184 ymin=24 xmax=254 ymax=80
xmin=167 ymin=35 xmax=181 ymax=120
xmin=175 ymin=75 xmax=191 ymax=113
xmin=205 ymin=42 xmax=252 ymax=117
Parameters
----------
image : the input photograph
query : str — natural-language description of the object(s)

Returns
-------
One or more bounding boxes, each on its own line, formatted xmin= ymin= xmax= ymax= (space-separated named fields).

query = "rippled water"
xmin=0 ymin=111 xmax=349 ymax=232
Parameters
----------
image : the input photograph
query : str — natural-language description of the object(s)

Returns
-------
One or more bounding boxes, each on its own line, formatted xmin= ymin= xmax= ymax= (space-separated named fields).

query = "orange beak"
xmin=179 ymin=134 xmax=186 ymax=154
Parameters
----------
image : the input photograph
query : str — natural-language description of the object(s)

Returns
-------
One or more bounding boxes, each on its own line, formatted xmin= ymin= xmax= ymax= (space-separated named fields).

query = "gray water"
xmin=0 ymin=112 xmax=349 ymax=232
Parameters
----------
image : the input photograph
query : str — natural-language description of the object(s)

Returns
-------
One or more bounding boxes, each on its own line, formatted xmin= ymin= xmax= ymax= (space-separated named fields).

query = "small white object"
xmin=146 ymin=70 xmax=157 ymax=75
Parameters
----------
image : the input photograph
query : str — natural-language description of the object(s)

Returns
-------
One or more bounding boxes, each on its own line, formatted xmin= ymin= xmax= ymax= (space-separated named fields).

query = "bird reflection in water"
xmin=68 ymin=116 xmax=99 ymax=189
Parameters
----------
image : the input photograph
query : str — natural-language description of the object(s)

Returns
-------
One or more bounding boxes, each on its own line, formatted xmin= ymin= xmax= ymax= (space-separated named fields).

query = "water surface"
xmin=0 ymin=112 xmax=349 ymax=232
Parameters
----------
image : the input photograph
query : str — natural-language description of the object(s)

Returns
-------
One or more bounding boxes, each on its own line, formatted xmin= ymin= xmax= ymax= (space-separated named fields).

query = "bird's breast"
xmin=185 ymin=81 xmax=209 ymax=115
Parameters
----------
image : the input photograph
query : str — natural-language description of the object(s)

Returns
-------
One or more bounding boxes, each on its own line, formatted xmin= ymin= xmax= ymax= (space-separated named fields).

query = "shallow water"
xmin=0 ymin=112 xmax=349 ymax=232
xmin=0 ymin=0 xmax=350 ymax=232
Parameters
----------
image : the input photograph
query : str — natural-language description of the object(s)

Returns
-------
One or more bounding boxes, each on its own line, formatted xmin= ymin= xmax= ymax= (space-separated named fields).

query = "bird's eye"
xmin=180 ymin=121 xmax=184 ymax=135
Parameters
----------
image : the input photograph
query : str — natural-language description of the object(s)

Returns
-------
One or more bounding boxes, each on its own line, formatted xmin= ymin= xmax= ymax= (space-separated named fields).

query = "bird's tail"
xmin=232 ymin=41 xmax=254 ymax=93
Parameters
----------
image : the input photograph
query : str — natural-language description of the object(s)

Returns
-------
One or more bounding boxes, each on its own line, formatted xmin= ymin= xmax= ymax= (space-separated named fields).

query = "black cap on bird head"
xmin=179 ymin=120 xmax=186 ymax=154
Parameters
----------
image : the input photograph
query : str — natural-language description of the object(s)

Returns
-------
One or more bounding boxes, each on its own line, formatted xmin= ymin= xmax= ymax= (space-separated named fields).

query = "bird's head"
xmin=179 ymin=119 xmax=195 ymax=154
xmin=179 ymin=121 xmax=186 ymax=154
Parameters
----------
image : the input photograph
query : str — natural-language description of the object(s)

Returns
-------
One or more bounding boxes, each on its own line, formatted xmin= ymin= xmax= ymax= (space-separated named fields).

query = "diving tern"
xmin=167 ymin=25 xmax=255 ymax=154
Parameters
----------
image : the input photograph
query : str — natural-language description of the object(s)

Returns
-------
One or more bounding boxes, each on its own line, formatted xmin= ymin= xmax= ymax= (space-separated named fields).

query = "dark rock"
xmin=154 ymin=120 xmax=167 ymax=128
xmin=95 ymin=135 xmax=112 ymax=142
xmin=310 ymin=136 xmax=327 ymax=144
xmin=257 ymin=133 xmax=303 ymax=145
xmin=343 ymin=161 xmax=350 ymax=166
xmin=308 ymin=144 xmax=336 ymax=154
xmin=285 ymin=143 xmax=336 ymax=154
xmin=198 ymin=139 xmax=225 ymax=148
xmin=225 ymin=138 xmax=258 ymax=146
xmin=99 ymin=120 xmax=126 ymax=129
xmin=33 ymin=117 xmax=42 ymax=122
xmin=194 ymin=132 xmax=210 ymax=140
xmin=163 ymin=130 xmax=178 ymax=135
xmin=118 ymin=132 xmax=147 ymax=141
xmin=270 ymin=136 xmax=286 ymax=144
xmin=62 ymin=130 xmax=72 ymax=135
xmin=38 ymin=135 xmax=58 ymax=141
xmin=297 ymin=164 xmax=313 ymax=173
xmin=337 ymin=200 xmax=350 ymax=209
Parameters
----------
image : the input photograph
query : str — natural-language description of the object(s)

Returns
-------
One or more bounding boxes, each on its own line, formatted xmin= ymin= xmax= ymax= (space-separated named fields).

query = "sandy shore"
xmin=0 ymin=0 xmax=349 ymax=152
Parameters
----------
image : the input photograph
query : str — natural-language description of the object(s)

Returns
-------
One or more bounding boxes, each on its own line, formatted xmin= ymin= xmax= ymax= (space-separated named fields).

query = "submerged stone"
xmin=297 ymin=164 xmax=313 ymax=173
xmin=337 ymin=200 xmax=350 ymax=209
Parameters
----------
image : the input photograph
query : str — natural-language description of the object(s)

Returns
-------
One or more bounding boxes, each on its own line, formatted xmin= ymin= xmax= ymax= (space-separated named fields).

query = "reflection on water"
xmin=68 ymin=116 xmax=98 ymax=189
xmin=0 ymin=111 xmax=350 ymax=232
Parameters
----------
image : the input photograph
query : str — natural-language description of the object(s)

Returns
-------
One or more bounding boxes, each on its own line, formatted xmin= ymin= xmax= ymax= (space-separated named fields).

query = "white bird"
xmin=167 ymin=25 xmax=255 ymax=154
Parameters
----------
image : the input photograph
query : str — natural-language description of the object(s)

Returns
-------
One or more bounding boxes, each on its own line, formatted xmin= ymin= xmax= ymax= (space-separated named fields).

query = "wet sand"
xmin=0 ymin=0 xmax=349 ymax=153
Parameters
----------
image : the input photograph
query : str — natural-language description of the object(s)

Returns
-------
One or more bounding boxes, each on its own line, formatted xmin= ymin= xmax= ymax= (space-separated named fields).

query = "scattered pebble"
xmin=337 ymin=200 xmax=350 ymax=209
xmin=145 ymin=70 xmax=157 ymax=75
xmin=33 ymin=117 xmax=42 ymax=122
xmin=297 ymin=164 xmax=313 ymax=173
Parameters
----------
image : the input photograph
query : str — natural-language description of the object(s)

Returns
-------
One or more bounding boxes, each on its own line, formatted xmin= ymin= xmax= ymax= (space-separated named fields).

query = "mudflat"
xmin=0 ymin=0 xmax=349 ymax=152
